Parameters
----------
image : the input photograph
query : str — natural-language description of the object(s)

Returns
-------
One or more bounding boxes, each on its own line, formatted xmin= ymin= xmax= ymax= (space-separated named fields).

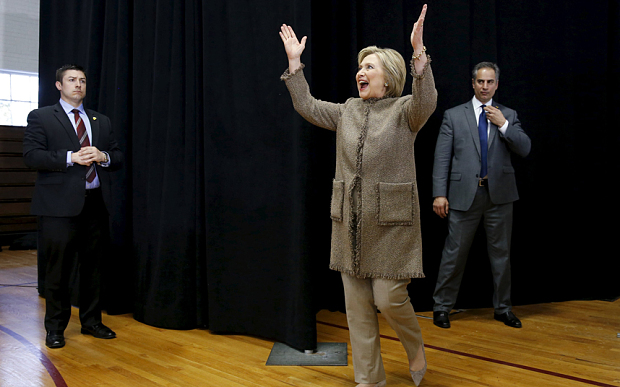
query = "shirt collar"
xmin=59 ymin=98 xmax=86 ymax=116
xmin=472 ymin=96 xmax=493 ymax=110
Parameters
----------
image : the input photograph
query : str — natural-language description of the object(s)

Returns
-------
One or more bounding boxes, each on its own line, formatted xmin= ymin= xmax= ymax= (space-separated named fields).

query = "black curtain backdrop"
xmin=38 ymin=0 xmax=619 ymax=351
xmin=38 ymin=0 xmax=132 ymax=314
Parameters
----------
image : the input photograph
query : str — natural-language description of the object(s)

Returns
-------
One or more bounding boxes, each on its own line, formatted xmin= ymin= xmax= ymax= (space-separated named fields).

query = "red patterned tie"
xmin=71 ymin=109 xmax=96 ymax=183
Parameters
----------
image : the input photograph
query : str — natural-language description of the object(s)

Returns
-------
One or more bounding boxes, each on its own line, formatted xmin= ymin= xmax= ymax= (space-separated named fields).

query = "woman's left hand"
xmin=410 ymin=4 xmax=427 ymax=53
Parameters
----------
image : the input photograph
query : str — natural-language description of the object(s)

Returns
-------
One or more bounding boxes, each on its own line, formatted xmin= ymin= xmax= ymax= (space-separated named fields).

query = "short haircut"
xmin=358 ymin=46 xmax=406 ymax=98
xmin=56 ymin=64 xmax=87 ymax=83
xmin=472 ymin=62 xmax=500 ymax=81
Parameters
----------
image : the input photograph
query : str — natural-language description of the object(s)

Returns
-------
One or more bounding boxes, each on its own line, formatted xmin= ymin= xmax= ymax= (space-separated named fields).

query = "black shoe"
xmin=494 ymin=311 xmax=522 ymax=328
xmin=81 ymin=323 xmax=116 ymax=339
xmin=46 ymin=330 xmax=65 ymax=348
xmin=433 ymin=311 xmax=451 ymax=328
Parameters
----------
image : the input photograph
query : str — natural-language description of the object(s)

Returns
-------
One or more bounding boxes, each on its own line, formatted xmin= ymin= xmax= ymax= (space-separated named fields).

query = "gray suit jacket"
xmin=432 ymin=100 xmax=531 ymax=211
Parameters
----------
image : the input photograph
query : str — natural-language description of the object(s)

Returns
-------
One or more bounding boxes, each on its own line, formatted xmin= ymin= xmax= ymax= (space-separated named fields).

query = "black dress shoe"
xmin=81 ymin=323 xmax=116 ymax=339
xmin=46 ymin=330 xmax=65 ymax=348
xmin=433 ymin=311 xmax=451 ymax=328
xmin=494 ymin=311 xmax=522 ymax=328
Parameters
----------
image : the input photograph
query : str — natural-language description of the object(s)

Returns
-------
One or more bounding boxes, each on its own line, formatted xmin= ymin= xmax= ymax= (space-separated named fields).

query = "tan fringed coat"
xmin=282 ymin=57 xmax=437 ymax=279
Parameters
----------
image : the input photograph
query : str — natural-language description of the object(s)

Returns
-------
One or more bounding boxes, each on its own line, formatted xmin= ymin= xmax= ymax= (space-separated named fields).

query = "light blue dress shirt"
xmin=60 ymin=99 xmax=109 ymax=189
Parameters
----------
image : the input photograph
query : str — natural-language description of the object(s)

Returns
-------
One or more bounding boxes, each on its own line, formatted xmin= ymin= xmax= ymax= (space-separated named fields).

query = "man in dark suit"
xmin=431 ymin=62 xmax=530 ymax=329
xmin=23 ymin=64 xmax=123 ymax=348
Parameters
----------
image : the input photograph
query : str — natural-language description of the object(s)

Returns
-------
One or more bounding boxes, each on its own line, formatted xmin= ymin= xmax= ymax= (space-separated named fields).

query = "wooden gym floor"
xmin=1 ymin=248 xmax=618 ymax=387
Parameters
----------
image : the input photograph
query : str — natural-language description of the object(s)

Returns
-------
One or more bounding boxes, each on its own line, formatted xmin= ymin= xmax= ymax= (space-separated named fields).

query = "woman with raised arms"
xmin=279 ymin=5 xmax=436 ymax=386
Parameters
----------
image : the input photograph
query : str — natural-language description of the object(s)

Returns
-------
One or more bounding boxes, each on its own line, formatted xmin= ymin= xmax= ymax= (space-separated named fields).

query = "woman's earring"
xmin=384 ymin=82 xmax=389 ymax=87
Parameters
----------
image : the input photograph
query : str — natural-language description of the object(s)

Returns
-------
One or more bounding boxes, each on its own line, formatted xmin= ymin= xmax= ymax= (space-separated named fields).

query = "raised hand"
xmin=410 ymin=4 xmax=427 ymax=53
xmin=410 ymin=4 xmax=428 ymax=75
xmin=279 ymin=24 xmax=307 ymax=74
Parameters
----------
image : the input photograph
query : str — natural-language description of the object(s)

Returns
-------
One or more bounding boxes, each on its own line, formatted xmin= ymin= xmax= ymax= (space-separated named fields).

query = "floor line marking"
xmin=0 ymin=324 xmax=68 ymax=387
xmin=0 ymin=281 xmax=38 ymax=289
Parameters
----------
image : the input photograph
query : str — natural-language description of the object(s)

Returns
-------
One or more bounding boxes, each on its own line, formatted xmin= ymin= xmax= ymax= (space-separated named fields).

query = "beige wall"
xmin=0 ymin=0 xmax=40 ymax=73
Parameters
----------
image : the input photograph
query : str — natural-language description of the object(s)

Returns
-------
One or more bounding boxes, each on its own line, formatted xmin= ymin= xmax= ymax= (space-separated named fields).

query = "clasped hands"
xmin=71 ymin=146 xmax=106 ymax=166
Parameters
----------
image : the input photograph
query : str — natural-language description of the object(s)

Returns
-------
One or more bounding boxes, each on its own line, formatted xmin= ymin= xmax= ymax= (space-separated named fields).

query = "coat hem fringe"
xmin=330 ymin=264 xmax=425 ymax=280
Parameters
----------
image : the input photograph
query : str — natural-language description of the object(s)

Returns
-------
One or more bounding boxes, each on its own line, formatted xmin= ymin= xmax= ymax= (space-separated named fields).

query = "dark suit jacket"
xmin=23 ymin=102 xmax=123 ymax=217
xmin=432 ymin=100 xmax=531 ymax=211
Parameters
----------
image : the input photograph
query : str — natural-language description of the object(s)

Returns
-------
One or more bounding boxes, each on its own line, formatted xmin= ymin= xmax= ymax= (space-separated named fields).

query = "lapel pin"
xmin=93 ymin=117 xmax=97 ymax=120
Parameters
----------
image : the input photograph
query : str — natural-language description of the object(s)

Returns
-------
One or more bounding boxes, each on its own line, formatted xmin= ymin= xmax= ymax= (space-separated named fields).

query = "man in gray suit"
xmin=431 ymin=62 xmax=531 ymax=329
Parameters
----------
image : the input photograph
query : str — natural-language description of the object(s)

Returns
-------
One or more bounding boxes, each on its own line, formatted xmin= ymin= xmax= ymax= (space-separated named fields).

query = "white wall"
xmin=0 ymin=0 xmax=40 ymax=73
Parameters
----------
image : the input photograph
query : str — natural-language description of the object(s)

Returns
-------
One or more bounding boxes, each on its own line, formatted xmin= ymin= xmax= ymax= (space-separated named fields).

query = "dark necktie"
xmin=71 ymin=109 xmax=96 ymax=183
xmin=478 ymin=105 xmax=488 ymax=178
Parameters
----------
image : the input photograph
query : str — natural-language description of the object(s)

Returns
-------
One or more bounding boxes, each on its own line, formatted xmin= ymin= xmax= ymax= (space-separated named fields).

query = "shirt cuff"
xmin=67 ymin=151 xmax=74 ymax=166
xmin=100 ymin=151 xmax=111 ymax=167
xmin=498 ymin=119 xmax=509 ymax=134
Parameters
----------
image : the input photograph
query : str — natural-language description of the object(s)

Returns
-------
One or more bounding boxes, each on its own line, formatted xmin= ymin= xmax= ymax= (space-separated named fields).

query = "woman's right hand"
xmin=279 ymin=24 xmax=307 ymax=72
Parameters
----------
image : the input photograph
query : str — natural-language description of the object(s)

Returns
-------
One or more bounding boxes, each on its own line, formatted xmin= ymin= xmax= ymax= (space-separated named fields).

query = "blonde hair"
xmin=358 ymin=46 xmax=407 ymax=98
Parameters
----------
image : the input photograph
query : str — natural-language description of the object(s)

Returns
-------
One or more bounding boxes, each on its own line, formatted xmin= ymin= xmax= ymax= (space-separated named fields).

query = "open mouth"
xmin=359 ymin=81 xmax=369 ymax=91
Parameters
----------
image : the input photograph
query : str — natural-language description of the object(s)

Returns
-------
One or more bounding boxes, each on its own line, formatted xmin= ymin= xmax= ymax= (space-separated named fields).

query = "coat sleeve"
xmin=405 ymin=55 xmax=438 ymax=132
xmin=281 ymin=64 xmax=342 ymax=131
xmin=432 ymin=110 xmax=454 ymax=198
xmin=500 ymin=110 xmax=531 ymax=158
xmin=22 ymin=109 xmax=68 ymax=171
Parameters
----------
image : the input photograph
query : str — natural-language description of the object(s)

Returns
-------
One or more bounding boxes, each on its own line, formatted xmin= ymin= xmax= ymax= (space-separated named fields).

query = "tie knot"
xmin=480 ymin=105 xmax=487 ymax=118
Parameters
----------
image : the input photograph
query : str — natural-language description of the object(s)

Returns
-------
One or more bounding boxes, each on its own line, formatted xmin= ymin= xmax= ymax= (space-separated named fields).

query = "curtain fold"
xmin=38 ymin=0 xmax=133 ymax=313
xmin=129 ymin=0 xmax=320 ymax=349
xmin=130 ymin=0 xmax=205 ymax=329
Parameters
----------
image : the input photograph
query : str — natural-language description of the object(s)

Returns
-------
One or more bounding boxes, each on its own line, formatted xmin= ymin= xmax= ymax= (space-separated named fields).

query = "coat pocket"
xmin=330 ymin=180 xmax=344 ymax=222
xmin=376 ymin=182 xmax=414 ymax=225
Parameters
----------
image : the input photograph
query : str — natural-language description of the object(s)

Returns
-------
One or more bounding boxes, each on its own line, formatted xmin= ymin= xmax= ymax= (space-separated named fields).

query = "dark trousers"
xmin=433 ymin=185 xmax=514 ymax=314
xmin=38 ymin=188 xmax=108 ymax=332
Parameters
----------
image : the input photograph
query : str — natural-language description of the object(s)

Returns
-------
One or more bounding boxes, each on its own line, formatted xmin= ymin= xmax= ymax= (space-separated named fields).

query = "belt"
xmin=478 ymin=179 xmax=488 ymax=187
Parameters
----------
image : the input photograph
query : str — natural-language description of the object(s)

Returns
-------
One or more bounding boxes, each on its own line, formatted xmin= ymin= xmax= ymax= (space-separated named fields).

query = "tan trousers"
xmin=341 ymin=273 xmax=423 ymax=384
